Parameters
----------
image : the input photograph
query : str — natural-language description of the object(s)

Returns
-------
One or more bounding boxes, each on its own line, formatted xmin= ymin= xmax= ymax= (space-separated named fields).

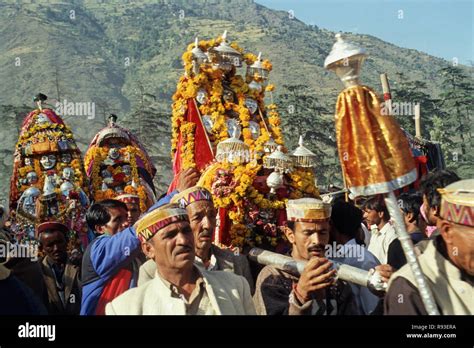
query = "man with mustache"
xmin=254 ymin=198 xmax=357 ymax=315
xmin=138 ymin=186 xmax=254 ymax=293
xmin=416 ymin=170 xmax=460 ymax=252
xmin=105 ymin=203 xmax=255 ymax=315
xmin=81 ymin=169 xmax=199 ymax=315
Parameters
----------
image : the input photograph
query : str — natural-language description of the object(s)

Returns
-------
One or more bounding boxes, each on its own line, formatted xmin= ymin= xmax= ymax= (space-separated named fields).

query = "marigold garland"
xmin=171 ymin=35 xmax=283 ymax=164
xmin=16 ymin=110 xmax=75 ymax=151
xmin=87 ymin=144 xmax=151 ymax=212
xmin=289 ymin=169 xmax=320 ymax=199
xmin=181 ymin=122 xmax=196 ymax=170
xmin=172 ymin=34 xmax=318 ymax=249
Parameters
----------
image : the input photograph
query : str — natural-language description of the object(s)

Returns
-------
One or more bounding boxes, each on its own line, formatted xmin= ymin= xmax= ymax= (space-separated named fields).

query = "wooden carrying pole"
xmin=380 ymin=73 xmax=392 ymax=115
xmin=414 ymin=103 xmax=422 ymax=138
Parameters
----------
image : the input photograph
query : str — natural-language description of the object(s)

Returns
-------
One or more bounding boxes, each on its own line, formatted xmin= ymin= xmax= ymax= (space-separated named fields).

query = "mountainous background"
xmin=0 ymin=0 xmax=472 ymax=206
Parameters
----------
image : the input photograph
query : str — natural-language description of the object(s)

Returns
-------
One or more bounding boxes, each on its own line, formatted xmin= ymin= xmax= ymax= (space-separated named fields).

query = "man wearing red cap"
xmin=37 ymin=221 xmax=82 ymax=315
xmin=116 ymin=194 xmax=141 ymax=226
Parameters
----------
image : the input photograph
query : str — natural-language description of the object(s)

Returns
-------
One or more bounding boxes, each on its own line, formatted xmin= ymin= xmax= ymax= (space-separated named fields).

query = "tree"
xmin=275 ymin=84 xmax=341 ymax=188
xmin=438 ymin=66 xmax=474 ymax=162
xmin=429 ymin=115 xmax=454 ymax=161
xmin=391 ymin=72 xmax=441 ymax=137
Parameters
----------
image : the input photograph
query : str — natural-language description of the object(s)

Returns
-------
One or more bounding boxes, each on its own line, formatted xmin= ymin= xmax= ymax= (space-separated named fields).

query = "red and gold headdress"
xmin=84 ymin=114 xmax=156 ymax=213
xmin=116 ymin=194 xmax=140 ymax=205
xmin=9 ymin=94 xmax=89 ymax=248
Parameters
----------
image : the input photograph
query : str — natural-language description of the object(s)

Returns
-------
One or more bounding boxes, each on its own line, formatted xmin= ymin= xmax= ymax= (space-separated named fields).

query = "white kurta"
xmin=106 ymin=266 xmax=256 ymax=315
xmin=367 ymin=221 xmax=397 ymax=264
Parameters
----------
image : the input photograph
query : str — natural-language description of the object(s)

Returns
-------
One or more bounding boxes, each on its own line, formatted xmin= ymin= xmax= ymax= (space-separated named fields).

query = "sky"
xmin=255 ymin=0 xmax=473 ymax=65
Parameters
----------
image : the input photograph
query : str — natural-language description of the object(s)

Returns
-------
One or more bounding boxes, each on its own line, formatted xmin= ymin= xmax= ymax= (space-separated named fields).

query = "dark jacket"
xmin=1 ymin=228 xmax=46 ymax=302
xmin=40 ymin=256 xmax=82 ymax=315
xmin=0 ymin=264 xmax=47 ymax=315
xmin=387 ymin=231 xmax=425 ymax=270
xmin=253 ymin=265 xmax=357 ymax=315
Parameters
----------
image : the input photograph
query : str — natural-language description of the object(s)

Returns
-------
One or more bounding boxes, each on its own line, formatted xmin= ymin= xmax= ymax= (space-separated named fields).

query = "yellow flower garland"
xmin=172 ymin=35 xmax=318 ymax=249
xmin=17 ymin=110 xmax=75 ymax=149
xmin=181 ymin=122 xmax=196 ymax=170
xmin=289 ymin=168 xmax=321 ymax=199
xmin=171 ymin=35 xmax=283 ymax=164
xmin=198 ymin=160 xmax=289 ymax=249
xmin=87 ymin=144 xmax=151 ymax=212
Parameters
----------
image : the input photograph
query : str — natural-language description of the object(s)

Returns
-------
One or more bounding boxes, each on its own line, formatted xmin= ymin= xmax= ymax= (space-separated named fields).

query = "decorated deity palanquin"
xmin=84 ymin=114 xmax=157 ymax=213
xmin=170 ymin=32 xmax=320 ymax=252
xmin=9 ymin=94 xmax=89 ymax=248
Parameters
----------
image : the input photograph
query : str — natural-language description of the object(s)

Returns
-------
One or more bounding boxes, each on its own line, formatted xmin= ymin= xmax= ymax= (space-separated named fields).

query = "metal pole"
xmin=248 ymin=247 xmax=386 ymax=292
xmin=384 ymin=192 xmax=439 ymax=315
xmin=379 ymin=73 xmax=438 ymax=314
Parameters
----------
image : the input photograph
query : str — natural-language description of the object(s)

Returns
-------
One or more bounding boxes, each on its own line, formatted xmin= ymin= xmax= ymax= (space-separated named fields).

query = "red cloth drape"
xmin=168 ymin=99 xmax=214 ymax=193
xmin=95 ymin=268 xmax=133 ymax=315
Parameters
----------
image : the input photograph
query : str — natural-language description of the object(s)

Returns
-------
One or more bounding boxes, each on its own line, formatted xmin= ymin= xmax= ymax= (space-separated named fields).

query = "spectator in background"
xmin=362 ymin=196 xmax=397 ymax=264
xmin=38 ymin=222 xmax=82 ymax=315
xmin=417 ymin=170 xmax=460 ymax=252
xmin=0 ymin=263 xmax=47 ymax=315
xmin=116 ymin=194 xmax=142 ymax=226
xmin=385 ymin=179 xmax=473 ymax=315
xmin=0 ymin=205 xmax=46 ymax=303
xmin=330 ymin=201 xmax=381 ymax=314
xmin=80 ymin=199 xmax=140 ymax=315
xmin=387 ymin=193 xmax=425 ymax=270
xmin=419 ymin=170 xmax=460 ymax=234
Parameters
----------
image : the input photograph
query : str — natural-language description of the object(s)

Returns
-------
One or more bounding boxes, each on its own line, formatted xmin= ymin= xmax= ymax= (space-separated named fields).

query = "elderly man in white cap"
xmin=253 ymin=198 xmax=357 ymax=315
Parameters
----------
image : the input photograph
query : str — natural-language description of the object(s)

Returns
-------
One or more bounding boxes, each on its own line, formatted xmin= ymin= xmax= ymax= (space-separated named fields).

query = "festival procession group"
xmin=0 ymin=32 xmax=472 ymax=316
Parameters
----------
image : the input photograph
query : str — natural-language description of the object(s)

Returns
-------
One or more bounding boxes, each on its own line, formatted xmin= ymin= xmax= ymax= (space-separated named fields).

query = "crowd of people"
xmin=0 ymin=168 xmax=472 ymax=315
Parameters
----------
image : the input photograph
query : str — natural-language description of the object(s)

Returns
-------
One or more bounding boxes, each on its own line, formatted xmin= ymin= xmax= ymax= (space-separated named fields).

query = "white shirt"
xmin=194 ymin=252 xmax=218 ymax=271
xmin=367 ymin=221 xmax=398 ymax=264
xmin=331 ymin=238 xmax=381 ymax=315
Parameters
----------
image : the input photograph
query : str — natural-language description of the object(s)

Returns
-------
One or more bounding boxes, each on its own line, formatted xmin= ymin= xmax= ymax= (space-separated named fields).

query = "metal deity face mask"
xmin=40 ymin=154 xmax=57 ymax=170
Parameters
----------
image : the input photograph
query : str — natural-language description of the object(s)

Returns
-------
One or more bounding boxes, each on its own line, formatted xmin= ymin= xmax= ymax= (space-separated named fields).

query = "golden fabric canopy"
xmin=335 ymin=85 xmax=417 ymax=197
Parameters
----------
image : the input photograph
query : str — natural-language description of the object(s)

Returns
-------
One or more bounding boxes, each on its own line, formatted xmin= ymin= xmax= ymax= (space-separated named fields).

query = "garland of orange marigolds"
xmin=172 ymin=32 xmax=320 ymax=250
